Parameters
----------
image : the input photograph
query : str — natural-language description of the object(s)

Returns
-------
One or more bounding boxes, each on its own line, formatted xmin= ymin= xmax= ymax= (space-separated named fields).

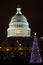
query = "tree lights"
xmin=30 ymin=33 xmax=42 ymax=63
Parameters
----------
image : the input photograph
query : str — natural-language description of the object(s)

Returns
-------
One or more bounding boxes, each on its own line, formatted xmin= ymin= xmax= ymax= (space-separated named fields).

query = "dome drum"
xmin=9 ymin=22 xmax=29 ymax=28
xmin=7 ymin=28 xmax=31 ymax=37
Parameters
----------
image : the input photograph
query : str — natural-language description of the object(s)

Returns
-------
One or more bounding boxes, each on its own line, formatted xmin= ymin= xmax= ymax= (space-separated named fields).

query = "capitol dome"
xmin=7 ymin=6 xmax=31 ymax=37
xmin=11 ymin=14 xmax=28 ymax=23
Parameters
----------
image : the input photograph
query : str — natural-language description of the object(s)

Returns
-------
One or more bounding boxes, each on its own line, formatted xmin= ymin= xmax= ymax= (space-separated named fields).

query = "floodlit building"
xmin=0 ymin=5 xmax=32 ymax=57
xmin=7 ymin=6 xmax=31 ymax=37
xmin=6 ymin=6 xmax=32 ymax=56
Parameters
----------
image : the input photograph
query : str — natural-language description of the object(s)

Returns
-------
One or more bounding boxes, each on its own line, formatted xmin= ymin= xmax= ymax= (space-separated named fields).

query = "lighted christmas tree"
xmin=30 ymin=33 xmax=42 ymax=63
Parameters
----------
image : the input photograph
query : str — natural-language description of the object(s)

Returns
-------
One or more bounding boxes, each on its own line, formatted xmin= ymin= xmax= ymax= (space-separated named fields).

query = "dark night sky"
xmin=0 ymin=0 xmax=43 ymax=38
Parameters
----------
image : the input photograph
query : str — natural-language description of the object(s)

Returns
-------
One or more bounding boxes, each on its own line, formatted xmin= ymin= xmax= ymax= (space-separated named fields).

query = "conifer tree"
xmin=30 ymin=33 xmax=42 ymax=63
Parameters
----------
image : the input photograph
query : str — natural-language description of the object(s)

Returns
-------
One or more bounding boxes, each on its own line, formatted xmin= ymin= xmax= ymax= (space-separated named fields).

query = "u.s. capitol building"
xmin=0 ymin=6 xmax=32 ymax=57
xmin=7 ymin=6 xmax=31 ymax=37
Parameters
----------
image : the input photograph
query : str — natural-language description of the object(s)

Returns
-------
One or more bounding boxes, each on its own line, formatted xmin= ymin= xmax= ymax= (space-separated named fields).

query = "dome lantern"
xmin=16 ymin=5 xmax=22 ymax=15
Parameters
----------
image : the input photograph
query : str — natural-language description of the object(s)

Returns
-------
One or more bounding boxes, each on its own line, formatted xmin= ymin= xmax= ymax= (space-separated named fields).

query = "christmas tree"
xmin=30 ymin=33 xmax=42 ymax=63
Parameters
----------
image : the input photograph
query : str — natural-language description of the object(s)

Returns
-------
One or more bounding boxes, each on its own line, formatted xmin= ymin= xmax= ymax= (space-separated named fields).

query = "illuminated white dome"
xmin=11 ymin=14 xmax=28 ymax=23
xmin=7 ymin=6 xmax=31 ymax=37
